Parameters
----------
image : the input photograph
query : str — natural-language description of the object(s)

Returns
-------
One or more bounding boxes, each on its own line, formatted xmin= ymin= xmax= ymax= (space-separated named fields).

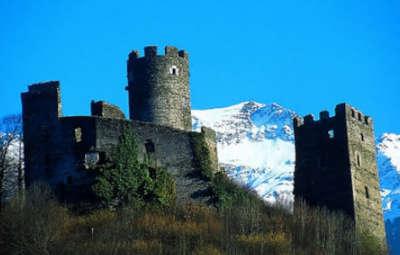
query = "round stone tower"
xmin=126 ymin=46 xmax=191 ymax=131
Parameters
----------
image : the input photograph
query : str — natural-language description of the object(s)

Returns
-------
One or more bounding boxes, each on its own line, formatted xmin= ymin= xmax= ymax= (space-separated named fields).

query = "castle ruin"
xmin=21 ymin=46 xmax=219 ymax=204
xmin=20 ymin=44 xmax=387 ymax=245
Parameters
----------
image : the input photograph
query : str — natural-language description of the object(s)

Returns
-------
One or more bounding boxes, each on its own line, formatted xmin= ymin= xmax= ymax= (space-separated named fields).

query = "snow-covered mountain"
xmin=192 ymin=101 xmax=400 ymax=254
xmin=193 ymin=102 xmax=296 ymax=204
xmin=377 ymin=134 xmax=400 ymax=254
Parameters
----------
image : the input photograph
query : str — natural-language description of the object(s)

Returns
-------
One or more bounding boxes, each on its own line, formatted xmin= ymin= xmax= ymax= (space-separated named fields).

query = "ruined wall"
xmin=200 ymin=127 xmax=219 ymax=172
xmin=21 ymin=81 xmax=217 ymax=204
xmin=94 ymin=118 xmax=215 ymax=204
xmin=91 ymin=101 xmax=125 ymax=119
xmin=293 ymin=103 xmax=386 ymax=246
xmin=189 ymin=127 xmax=219 ymax=181
xmin=126 ymin=46 xmax=192 ymax=131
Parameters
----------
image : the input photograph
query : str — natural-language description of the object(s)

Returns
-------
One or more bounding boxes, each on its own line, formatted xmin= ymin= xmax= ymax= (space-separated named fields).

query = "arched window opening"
xmin=360 ymin=133 xmax=365 ymax=142
xmin=169 ymin=65 xmax=179 ymax=76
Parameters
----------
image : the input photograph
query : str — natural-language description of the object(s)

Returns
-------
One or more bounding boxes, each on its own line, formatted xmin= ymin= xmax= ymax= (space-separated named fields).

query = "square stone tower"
xmin=293 ymin=103 xmax=386 ymax=245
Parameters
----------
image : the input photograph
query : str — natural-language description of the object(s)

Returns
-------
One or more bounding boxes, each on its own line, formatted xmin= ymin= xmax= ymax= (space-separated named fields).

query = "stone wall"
xmin=343 ymin=104 xmax=386 ymax=243
xmin=91 ymin=101 xmax=125 ymax=119
xmin=94 ymin=118 xmax=215 ymax=204
xmin=126 ymin=46 xmax=192 ymax=131
xmin=22 ymin=82 xmax=218 ymax=204
xmin=293 ymin=106 xmax=354 ymax=216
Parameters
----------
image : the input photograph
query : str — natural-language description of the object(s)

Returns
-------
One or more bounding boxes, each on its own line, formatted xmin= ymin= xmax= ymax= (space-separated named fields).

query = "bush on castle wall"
xmin=91 ymin=128 xmax=176 ymax=208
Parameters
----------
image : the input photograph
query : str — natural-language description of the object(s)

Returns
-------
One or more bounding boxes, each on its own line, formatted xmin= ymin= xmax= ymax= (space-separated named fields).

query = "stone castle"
xmin=21 ymin=46 xmax=218 ymax=204
xmin=293 ymin=104 xmax=386 ymax=244
xmin=21 ymin=45 xmax=385 ymax=244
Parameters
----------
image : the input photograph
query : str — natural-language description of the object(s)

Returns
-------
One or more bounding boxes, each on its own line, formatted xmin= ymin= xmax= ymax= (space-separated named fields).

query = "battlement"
xmin=27 ymin=81 xmax=60 ymax=94
xmin=294 ymin=103 xmax=373 ymax=128
xmin=128 ymin=45 xmax=189 ymax=61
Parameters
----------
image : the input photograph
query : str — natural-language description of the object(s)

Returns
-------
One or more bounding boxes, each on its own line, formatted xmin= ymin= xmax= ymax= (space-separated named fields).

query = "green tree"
xmin=92 ymin=129 xmax=150 ymax=207
xmin=92 ymin=128 xmax=175 ymax=208
xmin=147 ymin=167 xmax=176 ymax=206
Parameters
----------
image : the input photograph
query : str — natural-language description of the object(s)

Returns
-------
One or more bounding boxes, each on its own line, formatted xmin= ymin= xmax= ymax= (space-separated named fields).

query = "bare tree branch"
xmin=0 ymin=114 xmax=23 ymax=206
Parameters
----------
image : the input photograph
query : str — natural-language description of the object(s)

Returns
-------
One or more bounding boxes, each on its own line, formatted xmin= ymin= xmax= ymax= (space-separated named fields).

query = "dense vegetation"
xmin=0 ymin=129 xmax=386 ymax=254
xmin=0 ymin=182 xmax=386 ymax=255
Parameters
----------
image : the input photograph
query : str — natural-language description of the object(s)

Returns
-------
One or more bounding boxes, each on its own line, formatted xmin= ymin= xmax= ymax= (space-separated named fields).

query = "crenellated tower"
xmin=126 ymin=46 xmax=191 ymax=131
xmin=293 ymin=103 xmax=386 ymax=246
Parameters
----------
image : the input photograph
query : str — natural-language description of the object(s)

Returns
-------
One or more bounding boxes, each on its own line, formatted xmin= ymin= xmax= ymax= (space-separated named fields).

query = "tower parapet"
xmin=126 ymin=45 xmax=191 ymax=131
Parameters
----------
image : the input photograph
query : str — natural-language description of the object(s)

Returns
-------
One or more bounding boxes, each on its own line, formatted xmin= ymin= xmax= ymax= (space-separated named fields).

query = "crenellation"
xmin=319 ymin=110 xmax=329 ymax=120
xmin=364 ymin=116 xmax=372 ymax=126
xmin=128 ymin=50 xmax=139 ymax=60
xmin=144 ymin=46 xmax=158 ymax=57
xmin=303 ymin=114 xmax=314 ymax=124
xmin=293 ymin=117 xmax=303 ymax=128
xmin=178 ymin=50 xmax=188 ymax=59
xmin=165 ymin=46 xmax=179 ymax=56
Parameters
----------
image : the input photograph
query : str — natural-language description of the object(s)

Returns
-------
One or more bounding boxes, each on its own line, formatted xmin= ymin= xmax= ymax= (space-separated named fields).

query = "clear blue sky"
xmin=1 ymin=0 xmax=399 ymax=136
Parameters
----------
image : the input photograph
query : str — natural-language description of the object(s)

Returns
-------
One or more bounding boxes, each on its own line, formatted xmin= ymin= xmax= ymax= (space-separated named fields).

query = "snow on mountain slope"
xmin=378 ymin=134 xmax=400 ymax=221
xmin=192 ymin=101 xmax=297 ymax=204
xmin=377 ymin=134 xmax=400 ymax=254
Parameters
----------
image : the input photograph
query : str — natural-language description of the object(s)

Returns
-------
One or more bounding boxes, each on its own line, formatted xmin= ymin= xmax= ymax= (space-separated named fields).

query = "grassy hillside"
xmin=0 ymin=183 xmax=386 ymax=255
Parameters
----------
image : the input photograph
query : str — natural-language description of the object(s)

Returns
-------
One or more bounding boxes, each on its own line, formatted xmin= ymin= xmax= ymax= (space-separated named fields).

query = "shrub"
xmin=190 ymin=132 xmax=214 ymax=181
xmin=211 ymin=171 xmax=264 ymax=210
xmin=0 ymin=183 xmax=69 ymax=255
xmin=92 ymin=128 xmax=176 ymax=208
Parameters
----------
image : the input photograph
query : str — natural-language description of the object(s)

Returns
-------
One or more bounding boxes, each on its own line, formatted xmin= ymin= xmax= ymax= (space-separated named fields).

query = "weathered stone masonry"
xmin=21 ymin=46 xmax=219 ymax=204
xmin=126 ymin=46 xmax=192 ymax=131
xmin=293 ymin=103 xmax=386 ymax=246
